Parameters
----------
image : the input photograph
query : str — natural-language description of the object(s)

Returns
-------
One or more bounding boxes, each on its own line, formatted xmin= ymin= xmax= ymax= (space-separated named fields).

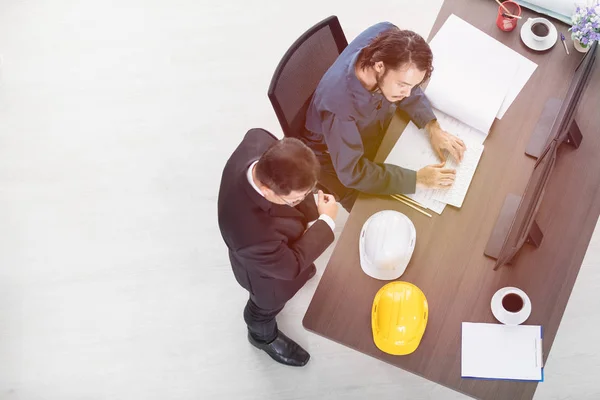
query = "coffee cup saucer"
xmin=491 ymin=286 xmax=532 ymax=325
xmin=520 ymin=18 xmax=558 ymax=51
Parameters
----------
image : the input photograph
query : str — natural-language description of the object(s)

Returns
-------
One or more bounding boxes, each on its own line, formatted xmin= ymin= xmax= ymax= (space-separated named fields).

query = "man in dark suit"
xmin=217 ymin=128 xmax=338 ymax=367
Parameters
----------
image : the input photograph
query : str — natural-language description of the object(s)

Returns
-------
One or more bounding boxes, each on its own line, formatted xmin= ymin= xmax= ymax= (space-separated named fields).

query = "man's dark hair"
xmin=358 ymin=27 xmax=434 ymax=83
xmin=255 ymin=138 xmax=320 ymax=196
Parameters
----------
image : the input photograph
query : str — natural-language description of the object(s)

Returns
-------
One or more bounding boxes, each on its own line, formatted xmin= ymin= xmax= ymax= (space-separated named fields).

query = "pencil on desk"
xmin=390 ymin=194 xmax=432 ymax=218
xmin=394 ymin=193 xmax=426 ymax=209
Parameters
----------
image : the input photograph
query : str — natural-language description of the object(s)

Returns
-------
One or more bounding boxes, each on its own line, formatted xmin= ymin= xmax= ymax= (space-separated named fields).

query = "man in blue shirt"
xmin=304 ymin=22 xmax=466 ymax=211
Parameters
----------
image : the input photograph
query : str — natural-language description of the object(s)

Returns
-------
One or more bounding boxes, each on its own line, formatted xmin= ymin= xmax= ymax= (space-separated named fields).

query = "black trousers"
xmin=243 ymin=295 xmax=284 ymax=343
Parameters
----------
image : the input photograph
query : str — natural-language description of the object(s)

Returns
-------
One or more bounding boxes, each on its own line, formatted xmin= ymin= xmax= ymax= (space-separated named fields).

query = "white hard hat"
xmin=359 ymin=210 xmax=416 ymax=280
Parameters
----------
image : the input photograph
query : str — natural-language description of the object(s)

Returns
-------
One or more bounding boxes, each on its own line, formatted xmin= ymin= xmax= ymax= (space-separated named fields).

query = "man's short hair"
xmin=255 ymin=138 xmax=320 ymax=196
xmin=358 ymin=27 xmax=434 ymax=84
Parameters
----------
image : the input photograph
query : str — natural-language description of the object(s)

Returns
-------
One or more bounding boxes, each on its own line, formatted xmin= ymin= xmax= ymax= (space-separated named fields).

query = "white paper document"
xmin=498 ymin=59 xmax=538 ymax=119
xmin=427 ymin=14 xmax=537 ymax=125
xmin=462 ymin=322 xmax=543 ymax=381
xmin=431 ymin=142 xmax=484 ymax=208
xmin=385 ymin=118 xmax=446 ymax=213
xmin=385 ymin=109 xmax=485 ymax=209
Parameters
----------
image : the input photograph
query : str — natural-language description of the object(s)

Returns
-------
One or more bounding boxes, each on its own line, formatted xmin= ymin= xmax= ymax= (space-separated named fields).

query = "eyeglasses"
xmin=277 ymin=187 xmax=318 ymax=207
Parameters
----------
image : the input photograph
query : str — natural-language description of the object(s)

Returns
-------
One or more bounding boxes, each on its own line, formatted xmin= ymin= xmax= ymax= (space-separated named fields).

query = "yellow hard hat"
xmin=371 ymin=281 xmax=428 ymax=355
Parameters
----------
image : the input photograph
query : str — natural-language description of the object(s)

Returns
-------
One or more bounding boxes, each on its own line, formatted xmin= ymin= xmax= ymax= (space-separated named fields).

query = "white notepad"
xmin=461 ymin=322 xmax=544 ymax=381
xmin=385 ymin=109 xmax=485 ymax=210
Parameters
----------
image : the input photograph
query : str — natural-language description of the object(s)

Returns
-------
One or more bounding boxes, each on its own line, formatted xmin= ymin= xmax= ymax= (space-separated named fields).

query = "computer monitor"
xmin=485 ymin=140 xmax=557 ymax=269
xmin=526 ymin=41 xmax=598 ymax=159
xmin=484 ymin=41 xmax=597 ymax=269
xmin=554 ymin=40 xmax=598 ymax=147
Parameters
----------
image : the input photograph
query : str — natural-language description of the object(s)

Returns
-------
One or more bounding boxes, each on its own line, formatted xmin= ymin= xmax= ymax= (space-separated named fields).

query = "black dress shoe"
xmin=248 ymin=330 xmax=310 ymax=367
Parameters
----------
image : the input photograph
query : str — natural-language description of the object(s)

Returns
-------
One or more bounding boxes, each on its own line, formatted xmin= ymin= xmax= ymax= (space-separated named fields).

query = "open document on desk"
xmin=462 ymin=322 xmax=544 ymax=381
xmin=385 ymin=15 xmax=537 ymax=213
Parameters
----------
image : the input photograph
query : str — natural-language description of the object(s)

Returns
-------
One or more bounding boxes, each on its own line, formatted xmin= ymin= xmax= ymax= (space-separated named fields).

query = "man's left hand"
xmin=426 ymin=120 xmax=466 ymax=163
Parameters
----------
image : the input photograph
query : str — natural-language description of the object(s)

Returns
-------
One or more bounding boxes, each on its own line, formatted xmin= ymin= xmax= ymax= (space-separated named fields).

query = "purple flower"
xmin=572 ymin=2 xmax=600 ymax=42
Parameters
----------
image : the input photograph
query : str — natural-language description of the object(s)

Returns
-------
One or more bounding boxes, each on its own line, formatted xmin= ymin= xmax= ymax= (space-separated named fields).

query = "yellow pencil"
xmin=391 ymin=194 xmax=429 ymax=212
xmin=391 ymin=195 xmax=432 ymax=218
xmin=394 ymin=193 xmax=426 ymax=209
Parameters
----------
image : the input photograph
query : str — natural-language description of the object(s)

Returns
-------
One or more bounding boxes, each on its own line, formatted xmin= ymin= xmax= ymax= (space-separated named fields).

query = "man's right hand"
xmin=416 ymin=162 xmax=456 ymax=189
xmin=317 ymin=190 xmax=338 ymax=220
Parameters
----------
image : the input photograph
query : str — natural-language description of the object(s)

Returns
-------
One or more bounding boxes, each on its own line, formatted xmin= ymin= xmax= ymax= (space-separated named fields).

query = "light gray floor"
xmin=0 ymin=1 xmax=598 ymax=399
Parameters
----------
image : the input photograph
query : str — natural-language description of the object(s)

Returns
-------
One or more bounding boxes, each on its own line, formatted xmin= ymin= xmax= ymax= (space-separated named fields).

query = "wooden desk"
xmin=302 ymin=1 xmax=600 ymax=399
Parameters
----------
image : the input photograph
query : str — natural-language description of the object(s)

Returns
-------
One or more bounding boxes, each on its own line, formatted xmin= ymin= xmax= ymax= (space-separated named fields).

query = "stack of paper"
xmin=462 ymin=322 xmax=543 ymax=381
xmin=385 ymin=15 xmax=538 ymax=213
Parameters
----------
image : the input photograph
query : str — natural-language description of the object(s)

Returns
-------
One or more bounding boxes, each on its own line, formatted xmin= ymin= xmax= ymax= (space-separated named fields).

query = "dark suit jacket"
xmin=217 ymin=128 xmax=335 ymax=309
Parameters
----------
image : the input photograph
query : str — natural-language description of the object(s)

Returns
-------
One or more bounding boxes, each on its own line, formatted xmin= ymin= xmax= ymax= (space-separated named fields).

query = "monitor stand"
xmin=525 ymin=98 xmax=583 ymax=159
xmin=484 ymin=193 xmax=544 ymax=262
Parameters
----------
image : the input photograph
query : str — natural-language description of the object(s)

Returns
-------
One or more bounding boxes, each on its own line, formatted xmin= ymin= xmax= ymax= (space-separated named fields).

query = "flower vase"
xmin=572 ymin=38 xmax=589 ymax=53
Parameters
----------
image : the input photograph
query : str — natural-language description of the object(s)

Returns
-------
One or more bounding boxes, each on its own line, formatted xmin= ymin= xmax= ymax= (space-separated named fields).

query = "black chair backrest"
xmin=268 ymin=16 xmax=348 ymax=138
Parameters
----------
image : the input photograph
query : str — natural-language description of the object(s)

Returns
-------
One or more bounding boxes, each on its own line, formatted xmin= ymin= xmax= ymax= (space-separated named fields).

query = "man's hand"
xmin=426 ymin=120 xmax=466 ymax=163
xmin=317 ymin=190 xmax=338 ymax=220
xmin=416 ymin=162 xmax=456 ymax=189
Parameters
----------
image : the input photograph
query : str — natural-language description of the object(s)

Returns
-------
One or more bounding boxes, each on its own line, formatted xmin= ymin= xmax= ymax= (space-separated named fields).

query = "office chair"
xmin=268 ymin=16 xmax=348 ymax=138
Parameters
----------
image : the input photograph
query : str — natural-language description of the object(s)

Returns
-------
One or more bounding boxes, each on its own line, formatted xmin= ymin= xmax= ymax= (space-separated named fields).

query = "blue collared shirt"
xmin=304 ymin=22 xmax=436 ymax=195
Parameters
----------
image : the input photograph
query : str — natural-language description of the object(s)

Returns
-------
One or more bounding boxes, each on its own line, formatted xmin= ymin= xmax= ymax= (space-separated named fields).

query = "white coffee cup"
xmin=491 ymin=287 xmax=532 ymax=325
xmin=529 ymin=17 xmax=552 ymax=42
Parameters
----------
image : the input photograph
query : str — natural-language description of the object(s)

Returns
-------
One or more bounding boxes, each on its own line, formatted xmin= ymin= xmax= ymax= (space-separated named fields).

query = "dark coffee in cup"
xmin=502 ymin=293 xmax=524 ymax=312
xmin=531 ymin=22 xmax=549 ymax=37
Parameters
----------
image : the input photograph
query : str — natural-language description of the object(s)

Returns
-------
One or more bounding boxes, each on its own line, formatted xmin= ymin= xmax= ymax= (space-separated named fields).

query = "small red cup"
xmin=496 ymin=1 xmax=522 ymax=32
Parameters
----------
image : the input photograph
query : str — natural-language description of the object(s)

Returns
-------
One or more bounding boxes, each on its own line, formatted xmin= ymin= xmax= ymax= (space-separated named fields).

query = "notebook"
xmin=461 ymin=322 xmax=544 ymax=381
xmin=386 ymin=112 xmax=485 ymax=210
